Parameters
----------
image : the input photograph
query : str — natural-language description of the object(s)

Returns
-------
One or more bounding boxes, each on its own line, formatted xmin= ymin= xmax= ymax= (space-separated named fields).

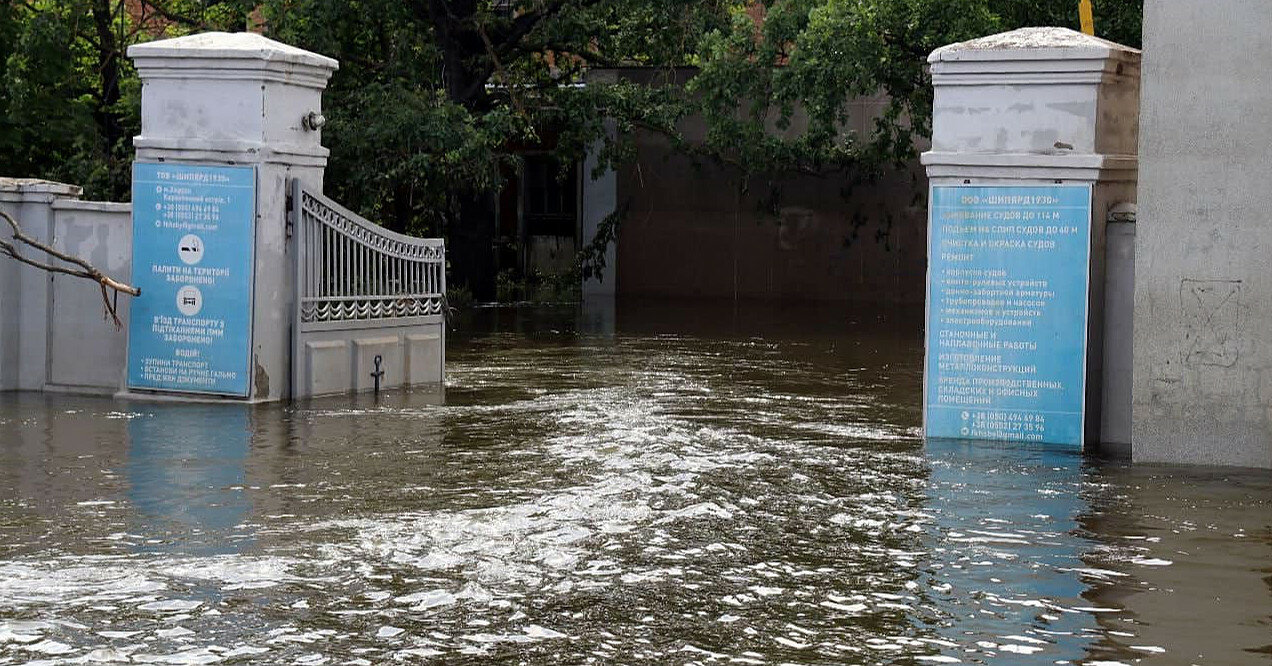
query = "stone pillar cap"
xmin=127 ymin=31 xmax=338 ymax=71
xmin=930 ymin=27 xmax=1140 ymax=63
xmin=0 ymin=178 xmax=82 ymax=197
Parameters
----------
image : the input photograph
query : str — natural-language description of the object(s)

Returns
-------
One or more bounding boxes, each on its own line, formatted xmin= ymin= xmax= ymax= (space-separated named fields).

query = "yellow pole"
xmin=1079 ymin=0 xmax=1095 ymax=35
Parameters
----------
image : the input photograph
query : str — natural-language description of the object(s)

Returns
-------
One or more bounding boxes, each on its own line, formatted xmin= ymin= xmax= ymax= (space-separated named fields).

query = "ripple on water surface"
xmin=0 ymin=304 xmax=1269 ymax=665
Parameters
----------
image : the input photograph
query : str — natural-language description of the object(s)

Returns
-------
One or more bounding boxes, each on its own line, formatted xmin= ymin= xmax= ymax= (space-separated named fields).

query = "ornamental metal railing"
xmin=292 ymin=181 xmax=444 ymax=326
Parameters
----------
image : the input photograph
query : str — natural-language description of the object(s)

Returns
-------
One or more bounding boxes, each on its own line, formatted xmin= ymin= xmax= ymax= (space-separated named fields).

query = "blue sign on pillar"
xmin=127 ymin=163 xmax=256 ymax=397
xmin=924 ymin=185 xmax=1093 ymax=448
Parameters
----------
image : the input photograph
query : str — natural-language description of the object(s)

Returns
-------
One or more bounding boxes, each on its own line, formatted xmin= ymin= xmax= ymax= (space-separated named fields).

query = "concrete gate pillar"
xmin=921 ymin=28 xmax=1140 ymax=452
xmin=125 ymin=33 xmax=337 ymax=402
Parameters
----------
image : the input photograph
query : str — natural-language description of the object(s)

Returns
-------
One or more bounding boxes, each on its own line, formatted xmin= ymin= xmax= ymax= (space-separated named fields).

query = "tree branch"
xmin=0 ymin=209 xmax=139 ymax=328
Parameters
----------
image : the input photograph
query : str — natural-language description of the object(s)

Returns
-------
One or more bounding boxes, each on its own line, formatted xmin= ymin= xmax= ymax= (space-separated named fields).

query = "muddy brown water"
xmin=0 ymin=301 xmax=1269 ymax=665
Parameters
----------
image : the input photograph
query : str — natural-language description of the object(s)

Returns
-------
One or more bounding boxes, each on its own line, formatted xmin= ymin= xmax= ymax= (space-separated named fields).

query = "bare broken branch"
xmin=0 ymin=209 xmax=140 ymax=328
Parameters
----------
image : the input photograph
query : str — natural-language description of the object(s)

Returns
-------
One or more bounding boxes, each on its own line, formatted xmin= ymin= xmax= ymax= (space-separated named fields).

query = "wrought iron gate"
xmin=290 ymin=180 xmax=445 ymax=397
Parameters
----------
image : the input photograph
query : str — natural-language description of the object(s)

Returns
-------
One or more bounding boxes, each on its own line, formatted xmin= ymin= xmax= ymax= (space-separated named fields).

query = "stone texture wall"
xmin=1133 ymin=0 xmax=1272 ymax=468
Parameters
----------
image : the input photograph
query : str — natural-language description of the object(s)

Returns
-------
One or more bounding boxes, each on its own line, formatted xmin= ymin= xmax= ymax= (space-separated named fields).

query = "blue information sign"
xmin=127 ymin=163 xmax=256 ymax=397
xmin=924 ymin=185 xmax=1092 ymax=448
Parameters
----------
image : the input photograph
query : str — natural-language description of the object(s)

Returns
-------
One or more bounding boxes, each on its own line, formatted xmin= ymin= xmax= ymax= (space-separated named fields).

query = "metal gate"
xmin=290 ymin=180 xmax=445 ymax=397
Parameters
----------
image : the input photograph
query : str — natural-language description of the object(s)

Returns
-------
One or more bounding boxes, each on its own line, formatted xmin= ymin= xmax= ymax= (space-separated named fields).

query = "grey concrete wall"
xmin=581 ymin=129 xmax=618 ymax=298
xmin=47 ymin=201 xmax=133 ymax=393
xmin=0 ymin=208 xmax=16 ymax=391
xmin=0 ymin=179 xmax=82 ymax=391
xmin=1133 ymin=0 xmax=1272 ymax=468
xmin=0 ymin=181 xmax=133 ymax=394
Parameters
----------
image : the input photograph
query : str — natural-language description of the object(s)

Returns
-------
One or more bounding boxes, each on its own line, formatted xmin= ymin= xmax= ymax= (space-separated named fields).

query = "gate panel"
xmin=291 ymin=180 xmax=445 ymax=398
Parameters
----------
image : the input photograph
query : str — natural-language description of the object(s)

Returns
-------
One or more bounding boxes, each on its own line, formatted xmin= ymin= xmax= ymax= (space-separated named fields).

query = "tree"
xmin=3 ymin=1 xmax=1143 ymax=293
xmin=0 ymin=0 xmax=259 ymax=201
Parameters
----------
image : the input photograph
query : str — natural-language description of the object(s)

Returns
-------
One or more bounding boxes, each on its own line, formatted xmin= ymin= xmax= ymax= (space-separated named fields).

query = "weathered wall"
xmin=0 ymin=197 xmax=19 ymax=391
xmin=0 ymin=181 xmax=133 ymax=394
xmin=1 ymin=179 xmax=82 ymax=391
xmin=47 ymin=200 xmax=133 ymax=392
xmin=614 ymin=94 xmax=927 ymax=304
xmin=1133 ymin=0 xmax=1272 ymax=468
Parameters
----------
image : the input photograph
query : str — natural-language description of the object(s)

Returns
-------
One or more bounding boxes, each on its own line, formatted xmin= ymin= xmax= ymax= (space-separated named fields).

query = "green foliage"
xmin=0 ymin=0 xmax=256 ymax=200
xmin=495 ymin=267 xmax=582 ymax=304
xmin=2 ymin=0 xmax=1144 ymax=223
xmin=688 ymin=0 xmax=1002 ymax=177
xmin=986 ymin=0 xmax=1141 ymax=48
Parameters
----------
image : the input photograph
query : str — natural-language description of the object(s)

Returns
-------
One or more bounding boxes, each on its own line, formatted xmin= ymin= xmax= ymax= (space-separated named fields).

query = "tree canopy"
xmin=2 ymin=0 xmax=1143 ymax=234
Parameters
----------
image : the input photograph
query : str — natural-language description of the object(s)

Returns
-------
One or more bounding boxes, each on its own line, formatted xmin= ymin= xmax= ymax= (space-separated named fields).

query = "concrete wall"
xmin=1 ymin=179 xmax=80 ymax=391
xmin=615 ymin=95 xmax=927 ymax=303
xmin=581 ymin=128 xmax=618 ymax=298
xmin=0 ymin=181 xmax=132 ymax=394
xmin=47 ymin=201 xmax=133 ymax=392
xmin=1133 ymin=1 xmax=1272 ymax=468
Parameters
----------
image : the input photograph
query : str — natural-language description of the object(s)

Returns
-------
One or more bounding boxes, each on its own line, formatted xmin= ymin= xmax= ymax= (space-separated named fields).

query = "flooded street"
xmin=1 ymin=301 xmax=1269 ymax=665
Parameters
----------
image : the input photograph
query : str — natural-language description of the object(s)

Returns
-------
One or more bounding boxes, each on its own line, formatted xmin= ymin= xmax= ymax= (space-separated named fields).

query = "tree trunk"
xmin=91 ymin=0 xmax=123 ymax=156
xmin=424 ymin=0 xmax=491 ymax=110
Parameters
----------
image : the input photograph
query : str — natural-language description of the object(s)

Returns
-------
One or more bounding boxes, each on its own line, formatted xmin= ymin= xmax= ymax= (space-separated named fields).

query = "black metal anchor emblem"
xmin=371 ymin=354 xmax=385 ymax=394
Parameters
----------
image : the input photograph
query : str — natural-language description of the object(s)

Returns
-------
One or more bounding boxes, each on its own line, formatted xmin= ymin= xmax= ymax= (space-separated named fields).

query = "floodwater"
xmin=1 ymin=300 xmax=1269 ymax=665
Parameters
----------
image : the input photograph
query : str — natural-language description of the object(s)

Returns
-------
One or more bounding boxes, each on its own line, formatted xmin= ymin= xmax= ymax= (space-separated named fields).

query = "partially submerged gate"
xmin=290 ymin=180 xmax=445 ymax=398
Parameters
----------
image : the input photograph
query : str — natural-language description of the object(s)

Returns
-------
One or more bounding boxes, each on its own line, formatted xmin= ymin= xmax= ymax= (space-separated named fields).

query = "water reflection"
xmin=0 ymin=301 xmax=1267 ymax=665
xmin=920 ymin=439 xmax=1100 ymax=663
xmin=126 ymin=405 xmax=251 ymax=554
xmin=1077 ymin=464 xmax=1272 ymax=663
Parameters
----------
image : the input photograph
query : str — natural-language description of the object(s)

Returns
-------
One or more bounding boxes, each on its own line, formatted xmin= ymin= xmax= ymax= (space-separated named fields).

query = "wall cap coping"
xmin=922 ymin=151 xmax=1138 ymax=183
xmin=930 ymin=27 xmax=1140 ymax=63
xmin=921 ymin=151 xmax=1137 ymax=169
xmin=128 ymin=31 xmax=338 ymax=71
xmin=0 ymin=178 xmax=82 ymax=197
xmin=50 ymin=199 xmax=131 ymax=213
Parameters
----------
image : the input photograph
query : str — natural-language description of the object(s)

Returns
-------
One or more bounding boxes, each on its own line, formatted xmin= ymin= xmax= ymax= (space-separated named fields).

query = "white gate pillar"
xmin=920 ymin=28 xmax=1140 ymax=452
xmin=125 ymin=33 xmax=337 ymax=402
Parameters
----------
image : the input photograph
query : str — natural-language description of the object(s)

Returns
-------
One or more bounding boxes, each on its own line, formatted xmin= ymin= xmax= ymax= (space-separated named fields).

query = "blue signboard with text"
xmin=924 ymin=185 xmax=1093 ymax=448
xmin=127 ymin=163 xmax=256 ymax=397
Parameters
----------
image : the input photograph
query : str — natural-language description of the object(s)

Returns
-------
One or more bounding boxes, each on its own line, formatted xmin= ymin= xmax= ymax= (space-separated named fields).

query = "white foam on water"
xmin=0 ymin=629 xmax=42 ymax=644
xmin=820 ymin=601 xmax=868 ymax=613
xmin=375 ymin=626 xmax=404 ymax=639
xmin=130 ymin=647 xmax=225 ymax=664
xmin=80 ymin=647 xmax=134 ymax=662
xmin=220 ymin=646 xmax=269 ymax=657
xmin=395 ymin=589 xmax=456 ymax=610
xmin=523 ymin=625 xmax=567 ymax=639
xmin=999 ymin=635 xmax=1049 ymax=645
xmin=0 ymin=561 xmax=167 ymax=608
xmin=138 ymin=600 xmax=202 ymax=613
xmin=24 ymin=639 xmax=74 ymax=655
